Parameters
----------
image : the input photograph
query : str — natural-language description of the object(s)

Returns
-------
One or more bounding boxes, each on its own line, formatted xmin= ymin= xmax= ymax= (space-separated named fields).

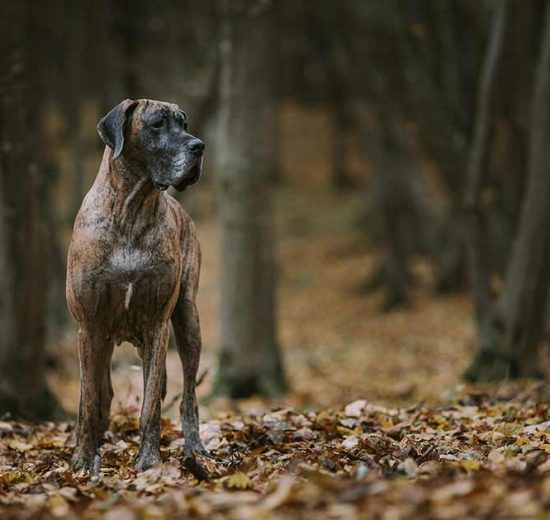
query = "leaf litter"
xmin=1 ymin=385 xmax=549 ymax=519
xmin=19 ymin=192 xmax=550 ymax=517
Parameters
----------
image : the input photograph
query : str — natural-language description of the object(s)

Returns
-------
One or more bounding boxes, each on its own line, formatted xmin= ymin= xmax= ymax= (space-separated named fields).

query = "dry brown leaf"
xmin=226 ymin=472 xmax=252 ymax=490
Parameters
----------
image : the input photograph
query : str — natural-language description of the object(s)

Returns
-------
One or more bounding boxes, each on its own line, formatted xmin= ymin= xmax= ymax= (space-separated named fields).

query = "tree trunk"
xmin=112 ymin=0 xmax=146 ymax=99
xmin=464 ymin=2 xmax=550 ymax=382
xmin=353 ymin=99 xmax=435 ymax=310
xmin=213 ymin=0 xmax=286 ymax=398
xmin=0 ymin=0 xmax=61 ymax=419
xmin=464 ymin=1 xmax=509 ymax=329
xmin=330 ymin=88 xmax=353 ymax=190
xmin=400 ymin=1 xmax=477 ymax=295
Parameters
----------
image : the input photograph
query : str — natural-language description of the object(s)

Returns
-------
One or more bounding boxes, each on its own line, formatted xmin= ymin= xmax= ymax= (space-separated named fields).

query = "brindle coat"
xmin=67 ymin=99 xmax=206 ymax=472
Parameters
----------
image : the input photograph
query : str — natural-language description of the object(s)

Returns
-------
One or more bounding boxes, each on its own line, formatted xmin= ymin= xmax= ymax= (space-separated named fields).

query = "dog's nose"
xmin=187 ymin=138 xmax=205 ymax=154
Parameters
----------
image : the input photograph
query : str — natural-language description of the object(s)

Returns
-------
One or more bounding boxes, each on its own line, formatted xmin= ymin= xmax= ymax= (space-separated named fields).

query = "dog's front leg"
xmin=172 ymin=297 xmax=206 ymax=457
xmin=73 ymin=328 xmax=112 ymax=472
xmin=137 ymin=325 xmax=169 ymax=471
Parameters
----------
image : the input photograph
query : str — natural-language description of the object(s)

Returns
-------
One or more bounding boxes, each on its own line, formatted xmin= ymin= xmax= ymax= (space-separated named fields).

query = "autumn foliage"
xmin=1 ymin=385 xmax=550 ymax=519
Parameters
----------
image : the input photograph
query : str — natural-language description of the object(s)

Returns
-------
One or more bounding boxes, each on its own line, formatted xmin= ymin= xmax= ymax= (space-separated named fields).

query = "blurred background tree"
xmin=0 ymin=0 xmax=549 ymax=418
xmin=0 ymin=0 xmax=62 ymax=419
xmin=213 ymin=0 xmax=286 ymax=397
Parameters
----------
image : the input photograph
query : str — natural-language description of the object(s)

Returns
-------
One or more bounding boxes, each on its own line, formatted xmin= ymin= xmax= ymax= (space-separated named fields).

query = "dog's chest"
xmin=109 ymin=247 xmax=153 ymax=275
xmin=105 ymin=245 xmax=178 ymax=288
xmin=93 ymin=243 xmax=179 ymax=316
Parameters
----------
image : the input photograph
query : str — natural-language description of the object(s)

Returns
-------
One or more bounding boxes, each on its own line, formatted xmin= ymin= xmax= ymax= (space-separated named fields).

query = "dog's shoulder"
xmin=165 ymin=194 xmax=197 ymax=240
xmin=164 ymin=195 xmax=201 ymax=292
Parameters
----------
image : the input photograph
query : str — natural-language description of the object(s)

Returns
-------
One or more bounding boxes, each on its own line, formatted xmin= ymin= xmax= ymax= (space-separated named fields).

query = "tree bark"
xmin=464 ymin=2 xmax=550 ymax=382
xmin=464 ymin=1 xmax=509 ymax=329
xmin=213 ymin=0 xmax=286 ymax=397
xmin=355 ymin=104 xmax=431 ymax=310
xmin=112 ymin=0 xmax=145 ymax=99
xmin=400 ymin=1 xmax=482 ymax=294
xmin=330 ymin=85 xmax=353 ymax=190
xmin=0 ymin=0 xmax=61 ymax=419
xmin=329 ymin=1 xmax=438 ymax=309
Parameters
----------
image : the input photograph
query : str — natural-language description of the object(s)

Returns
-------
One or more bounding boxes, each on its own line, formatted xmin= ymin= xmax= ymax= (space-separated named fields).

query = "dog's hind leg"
xmin=136 ymin=325 xmax=169 ymax=471
xmin=172 ymin=295 xmax=206 ymax=457
xmin=137 ymin=346 xmax=167 ymax=402
xmin=72 ymin=328 xmax=113 ymax=472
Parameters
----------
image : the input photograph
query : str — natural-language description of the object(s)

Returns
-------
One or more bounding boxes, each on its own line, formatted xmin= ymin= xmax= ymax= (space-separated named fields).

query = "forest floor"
xmin=1 ymin=186 xmax=549 ymax=519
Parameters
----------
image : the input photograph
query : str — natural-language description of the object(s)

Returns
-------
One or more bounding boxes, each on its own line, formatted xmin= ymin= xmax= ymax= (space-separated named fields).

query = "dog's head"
xmin=97 ymin=99 xmax=204 ymax=191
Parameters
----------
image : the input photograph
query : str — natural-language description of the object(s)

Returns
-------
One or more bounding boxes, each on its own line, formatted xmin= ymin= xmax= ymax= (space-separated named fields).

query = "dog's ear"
xmin=97 ymin=99 xmax=138 ymax=159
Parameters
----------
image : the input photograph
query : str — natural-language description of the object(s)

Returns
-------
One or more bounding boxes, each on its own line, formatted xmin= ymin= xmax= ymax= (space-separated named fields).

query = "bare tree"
xmin=0 ymin=0 xmax=61 ymax=419
xmin=213 ymin=0 xmax=286 ymax=397
xmin=464 ymin=1 xmax=509 ymax=330
xmin=330 ymin=0 xmax=438 ymax=309
xmin=465 ymin=2 xmax=550 ymax=381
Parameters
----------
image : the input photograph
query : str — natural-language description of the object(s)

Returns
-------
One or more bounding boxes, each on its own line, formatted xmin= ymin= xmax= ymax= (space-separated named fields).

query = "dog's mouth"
xmin=152 ymin=156 xmax=203 ymax=192
xmin=174 ymin=156 xmax=203 ymax=192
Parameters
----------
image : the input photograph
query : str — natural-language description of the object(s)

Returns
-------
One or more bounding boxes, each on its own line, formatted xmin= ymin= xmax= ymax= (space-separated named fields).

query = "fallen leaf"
xmin=460 ymin=460 xmax=481 ymax=471
xmin=344 ymin=400 xmax=367 ymax=418
xmin=227 ymin=471 xmax=252 ymax=490
xmin=7 ymin=440 xmax=33 ymax=452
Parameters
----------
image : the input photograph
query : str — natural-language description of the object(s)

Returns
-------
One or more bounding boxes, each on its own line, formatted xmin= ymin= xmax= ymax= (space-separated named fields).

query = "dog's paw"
xmin=184 ymin=440 xmax=211 ymax=459
xmin=136 ymin=448 xmax=162 ymax=472
xmin=182 ymin=442 xmax=214 ymax=481
xmin=72 ymin=448 xmax=101 ymax=479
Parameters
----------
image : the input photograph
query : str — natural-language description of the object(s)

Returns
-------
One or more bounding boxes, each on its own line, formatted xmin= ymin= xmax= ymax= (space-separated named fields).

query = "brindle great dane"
xmin=67 ymin=99 xmax=206 ymax=473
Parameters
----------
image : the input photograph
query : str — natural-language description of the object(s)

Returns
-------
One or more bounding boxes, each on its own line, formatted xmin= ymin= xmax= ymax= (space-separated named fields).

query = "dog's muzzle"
xmin=152 ymin=138 xmax=204 ymax=192
xmin=174 ymin=155 xmax=203 ymax=192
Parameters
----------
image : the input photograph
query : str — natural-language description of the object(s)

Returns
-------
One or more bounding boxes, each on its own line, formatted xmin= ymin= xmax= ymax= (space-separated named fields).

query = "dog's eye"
xmin=176 ymin=114 xmax=188 ymax=131
xmin=151 ymin=119 xmax=164 ymax=129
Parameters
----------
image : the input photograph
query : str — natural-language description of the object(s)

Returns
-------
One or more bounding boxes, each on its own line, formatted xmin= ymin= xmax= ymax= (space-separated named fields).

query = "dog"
xmin=66 ymin=99 xmax=206 ymax=472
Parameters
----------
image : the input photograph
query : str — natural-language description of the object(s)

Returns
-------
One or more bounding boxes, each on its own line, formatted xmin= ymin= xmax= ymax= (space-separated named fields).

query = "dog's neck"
xmin=97 ymin=147 xmax=164 ymax=228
